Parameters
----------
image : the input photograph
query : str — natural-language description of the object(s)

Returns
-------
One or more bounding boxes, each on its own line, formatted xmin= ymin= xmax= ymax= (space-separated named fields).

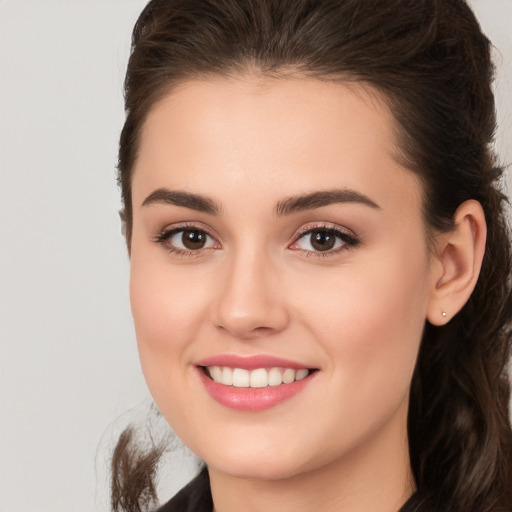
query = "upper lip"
xmin=195 ymin=354 xmax=315 ymax=370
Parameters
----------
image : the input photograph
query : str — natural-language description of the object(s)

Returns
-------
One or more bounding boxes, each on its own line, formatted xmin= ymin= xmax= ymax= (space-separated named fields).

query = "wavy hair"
xmin=113 ymin=1 xmax=512 ymax=510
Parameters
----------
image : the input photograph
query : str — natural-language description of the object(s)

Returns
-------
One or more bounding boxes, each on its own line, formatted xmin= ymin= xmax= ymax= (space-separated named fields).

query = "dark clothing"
xmin=157 ymin=468 xmax=213 ymax=512
xmin=156 ymin=468 xmax=424 ymax=512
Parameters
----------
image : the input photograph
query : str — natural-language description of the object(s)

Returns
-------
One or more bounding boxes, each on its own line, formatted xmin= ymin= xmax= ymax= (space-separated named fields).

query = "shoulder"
xmin=155 ymin=467 xmax=212 ymax=512
xmin=156 ymin=476 xmax=443 ymax=512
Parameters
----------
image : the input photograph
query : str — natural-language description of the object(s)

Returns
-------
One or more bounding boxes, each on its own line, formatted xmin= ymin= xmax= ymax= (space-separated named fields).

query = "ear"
xmin=426 ymin=200 xmax=487 ymax=326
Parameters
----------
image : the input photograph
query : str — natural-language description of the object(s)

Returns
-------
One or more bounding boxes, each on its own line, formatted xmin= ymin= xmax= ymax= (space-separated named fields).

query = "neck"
xmin=208 ymin=400 xmax=414 ymax=512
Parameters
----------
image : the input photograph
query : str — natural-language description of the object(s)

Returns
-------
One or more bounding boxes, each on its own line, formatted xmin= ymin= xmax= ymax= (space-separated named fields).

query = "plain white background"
xmin=0 ymin=1 xmax=511 ymax=511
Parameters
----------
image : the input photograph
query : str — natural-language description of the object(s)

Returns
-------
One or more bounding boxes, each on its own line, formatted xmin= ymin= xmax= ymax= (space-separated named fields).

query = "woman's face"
xmin=129 ymin=76 xmax=436 ymax=482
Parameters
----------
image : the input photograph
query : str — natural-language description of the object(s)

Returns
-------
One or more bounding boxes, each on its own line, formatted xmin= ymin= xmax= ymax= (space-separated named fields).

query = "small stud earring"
xmin=442 ymin=311 xmax=447 ymax=318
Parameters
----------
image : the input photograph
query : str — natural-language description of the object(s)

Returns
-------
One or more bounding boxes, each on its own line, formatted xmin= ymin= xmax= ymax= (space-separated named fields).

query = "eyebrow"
xmin=142 ymin=188 xmax=220 ymax=215
xmin=141 ymin=187 xmax=380 ymax=216
xmin=275 ymin=189 xmax=380 ymax=216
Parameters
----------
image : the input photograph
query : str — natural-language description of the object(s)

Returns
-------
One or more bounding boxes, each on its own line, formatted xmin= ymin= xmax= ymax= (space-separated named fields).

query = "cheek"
xmin=129 ymin=251 xmax=206 ymax=397
xmin=129 ymin=261 xmax=215 ymax=441
xmin=294 ymin=247 xmax=430 ymax=416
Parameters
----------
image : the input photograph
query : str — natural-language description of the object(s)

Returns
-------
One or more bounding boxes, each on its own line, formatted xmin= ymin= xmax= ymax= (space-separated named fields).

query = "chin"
xmin=196 ymin=437 xmax=326 ymax=482
xmin=207 ymin=456 xmax=308 ymax=482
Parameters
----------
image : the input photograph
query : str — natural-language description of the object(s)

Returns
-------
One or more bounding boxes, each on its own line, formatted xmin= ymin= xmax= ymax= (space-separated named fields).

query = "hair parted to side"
xmin=114 ymin=1 xmax=512 ymax=511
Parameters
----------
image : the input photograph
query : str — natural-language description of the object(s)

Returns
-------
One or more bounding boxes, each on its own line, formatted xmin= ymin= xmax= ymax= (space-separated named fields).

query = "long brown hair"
xmin=113 ymin=1 xmax=512 ymax=510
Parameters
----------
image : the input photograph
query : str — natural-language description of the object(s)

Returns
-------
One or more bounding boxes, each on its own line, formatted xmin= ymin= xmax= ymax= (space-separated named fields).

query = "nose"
xmin=211 ymin=247 xmax=290 ymax=340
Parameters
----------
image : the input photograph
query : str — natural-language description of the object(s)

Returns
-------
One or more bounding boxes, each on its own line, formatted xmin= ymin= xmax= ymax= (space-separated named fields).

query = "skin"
xmin=128 ymin=75 xmax=486 ymax=512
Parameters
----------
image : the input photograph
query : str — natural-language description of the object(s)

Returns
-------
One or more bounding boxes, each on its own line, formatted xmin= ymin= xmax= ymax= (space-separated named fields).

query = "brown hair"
xmin=113 ymin=1 xmax=512 ymax=510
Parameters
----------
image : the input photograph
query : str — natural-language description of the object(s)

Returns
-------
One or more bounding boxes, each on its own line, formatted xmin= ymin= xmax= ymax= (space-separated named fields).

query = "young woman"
xmin=111 ymin=1 xmax=512 ymax=511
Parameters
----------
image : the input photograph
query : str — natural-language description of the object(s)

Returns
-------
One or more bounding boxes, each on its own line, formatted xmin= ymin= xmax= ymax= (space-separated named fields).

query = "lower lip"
xmin=197 ymin=368 xmax=315 ymax=412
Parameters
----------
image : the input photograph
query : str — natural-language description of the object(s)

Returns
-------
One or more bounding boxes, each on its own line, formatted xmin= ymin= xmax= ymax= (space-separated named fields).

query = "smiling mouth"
xmin=202 ymin=366 xmax=316 ymax=388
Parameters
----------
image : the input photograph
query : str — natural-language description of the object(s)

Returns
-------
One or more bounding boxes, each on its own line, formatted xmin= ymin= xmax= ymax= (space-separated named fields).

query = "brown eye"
xmin=156 ymin=227 xmax=217 ymax=253
xmin=310 ymin=230 xmax=336 ymax=251
xmin=181 ymin=229 xmax=208 ymax=250
xmin=291 ymin=226 xmax=358 ymax=255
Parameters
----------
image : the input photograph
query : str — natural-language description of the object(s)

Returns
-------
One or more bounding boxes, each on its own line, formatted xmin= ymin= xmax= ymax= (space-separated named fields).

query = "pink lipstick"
xmin=195 ymin=355 xmax=317 ymax=411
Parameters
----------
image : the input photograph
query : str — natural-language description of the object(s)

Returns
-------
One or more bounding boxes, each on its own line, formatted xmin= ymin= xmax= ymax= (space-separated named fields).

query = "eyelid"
xmin=152 ymin=221 xmax=221 ymax=255
xmin=293 ymin=222 xmax=357 ymax=240
xmin=152 ymin=221 xmax=359 ymax=258
xmin=154 ymin=221 xmax=218 ymax=240
xmin=288 ymin=222 xmax=360 ymax=255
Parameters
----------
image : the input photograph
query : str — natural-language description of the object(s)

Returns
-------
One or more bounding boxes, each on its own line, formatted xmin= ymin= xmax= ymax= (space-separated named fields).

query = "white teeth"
xmin=282 ymin=368 xmax=295 ymax=384
xmin=221 ymin=367 xmax=233 ymax=386
xmin=207 ymin=366 xmax=311 ymax=388
xmin=295 ymin=369 xmax=309 ymax=381
xmin=232 ymin=368 xmax=250 ymax=387
xmin=210 ymin=366 xmax=222 ymax=382
xmin=250 ymin=368 xmax=269 ymax=388
xmin=268 ymin=368 xmax=283 ymax=386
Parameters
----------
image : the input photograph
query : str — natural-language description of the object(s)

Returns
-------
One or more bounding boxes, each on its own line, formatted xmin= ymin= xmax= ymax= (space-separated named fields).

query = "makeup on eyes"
xmin=152 ymin=221 xmax=219 ymax=257
xmin=152 ymin=221 xmax=361 ymax=258
xmin=289 ymin=222 xmax=360 ymax=254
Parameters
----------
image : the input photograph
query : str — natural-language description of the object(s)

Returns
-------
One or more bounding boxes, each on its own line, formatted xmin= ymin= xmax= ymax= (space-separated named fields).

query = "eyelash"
xmin=153 ymin=222 xmax=360 ymax=259
xmin=290 ymin=224 xmax=360 ymax=257
xmin=153 ymin=222 xmax=218 ymax=259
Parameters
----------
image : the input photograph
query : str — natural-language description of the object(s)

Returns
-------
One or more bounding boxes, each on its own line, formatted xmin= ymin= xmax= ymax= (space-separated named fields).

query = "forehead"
xmin=132 ymin=75 xmax=422 ymax=217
